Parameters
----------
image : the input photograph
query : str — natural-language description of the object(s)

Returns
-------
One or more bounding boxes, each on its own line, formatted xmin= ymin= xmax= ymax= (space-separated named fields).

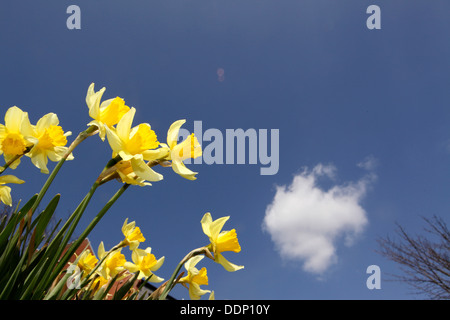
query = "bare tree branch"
xmin=376 ymin=215 xmax=450 ymax=300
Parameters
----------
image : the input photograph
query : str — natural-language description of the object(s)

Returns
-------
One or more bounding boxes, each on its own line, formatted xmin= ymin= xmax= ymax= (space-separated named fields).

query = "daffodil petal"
xmin=201 ymin=213 xmax=213 ymax=238
xmin=4 ymin=106 xmax=24 ymax=133
xmin=148 ymin=274 xmax=164 ymax=283
xmin=98 ymin=241 xmax=106 ymax=259
xmin=0 ymin=175 xmax=25 ymax=185
xmin=189 ymin=283 xmax=211 ymax=300
xmin=142 ymin=147 xmax=170 ymax=161
xmin=116 ymin=107 xmax=135 ymax=142
xmin=3 ymin=154 xmax=21 ymax=169
xmin=20 ymin=112 xmax=35 ymax=138
xmin=124 ymin=262 xmax=139 ymax=273
xmin=0 ymin=185 xmax=13 ymax=206
xmin=171 ymin=160 xmax=198 ymax=180
xmin=36 ymin=113 xmax=59 ymax=133
xmin=131 ymin=158 xmax=163 ymax=182
xmin=152 ymin=256 xmax=165 ymax=271
xmin=215 ymin=253 xmax=244 ymax=272
xmin=185 ymin=255 xmax=204 ymax=271
xmin=86 ymin=83 xmax=106 ymax=120
xmin=167 ymin=119 xmax=186 ymax=149
xmin=30 ymin=151 xmax=49 ymax=174
xmin=209 ymin=216 xmax=230 ymax=240
xmin=105 ymin=126 xmax=126 ymax=156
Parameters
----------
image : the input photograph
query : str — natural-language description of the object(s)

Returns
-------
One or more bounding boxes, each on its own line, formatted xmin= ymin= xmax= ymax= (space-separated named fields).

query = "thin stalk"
xmin=158 ymin=247 xmax=213 ymax=300
xmin=29 ymin=125 xmax=99 ymax=216
xmin=0 ymin=146 xmax=32 ymax=175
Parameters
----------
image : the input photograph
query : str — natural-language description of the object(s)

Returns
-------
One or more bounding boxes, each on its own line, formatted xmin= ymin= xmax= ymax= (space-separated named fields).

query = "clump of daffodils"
xmin=0 ymin=83 xmax=243 ymax=301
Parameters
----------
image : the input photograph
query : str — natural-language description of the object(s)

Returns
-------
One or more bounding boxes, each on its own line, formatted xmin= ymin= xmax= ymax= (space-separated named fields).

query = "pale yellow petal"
xmin=124 ymin=262 xmax=139 ymax=273
xmin=36 ymin=113 xmax=59 ymax=133
xmin=105 ymin=126 xmax=125 ymax=156
xmin=0 ymin=175 xmax=25 ymax=185
xmin=0 ymin=185 xmax=12 ymax=206
xmin=116 ymin=107 xmax=135 ymax=142
xmin=171 ymin=160 xmax=198 ymax=180
xmin=86 ymin=83 xmax=106 ymax=120
xmin=201 ymin=213 xmax=213 ymax=238
xmin=152 ymin=256 xmax=165 ymax=272
xmin=184 ymin=255 xmax=204 ymax=271
xmin=215 ymin=253 xmax=244 ymax=272
xmin=167 ymin=119 xmax=186 ymax=149
xmin=4 ymin=106 xmax=24 ymax=133
xmin=130 ymin=158 xmax=163 ymax=182
xmin=209 ymin=216 xmax=230 ymax=240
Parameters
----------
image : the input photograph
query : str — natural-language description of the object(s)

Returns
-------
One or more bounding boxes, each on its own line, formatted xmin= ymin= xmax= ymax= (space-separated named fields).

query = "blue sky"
xmin=1 ymin=1 xmax=449 ymax=299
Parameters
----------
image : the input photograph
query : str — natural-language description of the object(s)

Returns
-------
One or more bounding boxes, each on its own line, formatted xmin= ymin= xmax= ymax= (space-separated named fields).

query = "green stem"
xmin=47 ymin=161 xmax=128 ymax=287
xmin=0 ymin=146 xmax=32 ymax=175
xmin=29 ymin=125 xmax=98 ymax=216
xmin=158 ymin=247 xmax=212 ymax=300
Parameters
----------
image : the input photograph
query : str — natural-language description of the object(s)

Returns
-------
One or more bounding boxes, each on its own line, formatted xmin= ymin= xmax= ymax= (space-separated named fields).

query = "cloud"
xmin=357 ymin=155 xmax=379 ymax=171
xmin=262 ymin=163 xmax=375 ymax=275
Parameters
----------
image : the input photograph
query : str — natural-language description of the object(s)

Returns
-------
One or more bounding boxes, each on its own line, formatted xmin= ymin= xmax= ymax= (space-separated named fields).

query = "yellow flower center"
xmin=191 ymin=267 xmax=209 ymax=286
xmin=215 ymin=229 xmax=241 ymax=254
xmin=37 ymin=125 xmax=67 ymax=150
xmin=106 ymin=252 xmax=126 ymax=271
xmin=1 ymin=133 xmax=27 ymax=155
xmin=127 ymin=124 xmax=159 ymax=155
xmin=100 ymin=97 xmax=130 ymax=127
xmin=138 ymin=253 xmax=157 ymax=271
xmin=78 ymin=252 xmax=98 ymax=273
xmin=126 ymin=227 xmax=146 ymax=243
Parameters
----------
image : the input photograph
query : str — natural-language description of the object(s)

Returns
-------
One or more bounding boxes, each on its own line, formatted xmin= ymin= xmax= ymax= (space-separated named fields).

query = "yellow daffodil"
xmin=76 ymin=249 xmax=98 ymax=277
xmin=26 ymin=113 xmax=73 ymax=174
xmin=97 ymin=241 xmax=126 ymax=279
xmin=0 ymin=106 xmax=37 ymax=169
xmin=179 ymin=255 xmax=211 ymax=300
xmin=124 ymin=247 xmax=165 ymax=282
xmin=164 ymin=119 xmax=202 ymax=180
xmin=201 ymin=212 xmax=244 ymax=272
xmin=86 ymin=83 xmax=130 ymax=141
xmin=105 ymin=107 xmax=163 ymax=183
xmin=121 ymin=218 xmax=146 ymax=250
xmin=0 ymin=175 xmax=25 ymax=206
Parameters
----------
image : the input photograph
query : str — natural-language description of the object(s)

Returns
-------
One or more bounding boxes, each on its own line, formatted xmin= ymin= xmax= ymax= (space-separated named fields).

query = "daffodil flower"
xmin=26 ymin=113 xmax=73 ymax=174
xmin=164 ymin=119 xmax=202 ymax=180
xmin=0 ymin=106 xmax=37 ymax=169
xmin=121 ymin=218 xmax=146 ymax=250
xmin=97 ymin=241 xmax=126 ymax=280
xmin=105 ymin=107 xmax=163 ymax=183
xmin=86 ymin=83 xmax=130 ymax=141
xmin=76 ymin=249 xmax=98 ymax=277
xmin=0 ymin=175 xmax=25 ymax=206
xmin=124 ymin=247 xmax=165 ymax=282
xmin=179 ymin=255 xmax=211 ymax=300
xmin=201 ymin=212 xmax=244 ymax=272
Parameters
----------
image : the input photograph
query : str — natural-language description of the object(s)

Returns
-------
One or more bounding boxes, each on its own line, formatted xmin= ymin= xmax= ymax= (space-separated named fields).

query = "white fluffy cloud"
xmin=262 ymin=163 xmax=375 ymax=275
